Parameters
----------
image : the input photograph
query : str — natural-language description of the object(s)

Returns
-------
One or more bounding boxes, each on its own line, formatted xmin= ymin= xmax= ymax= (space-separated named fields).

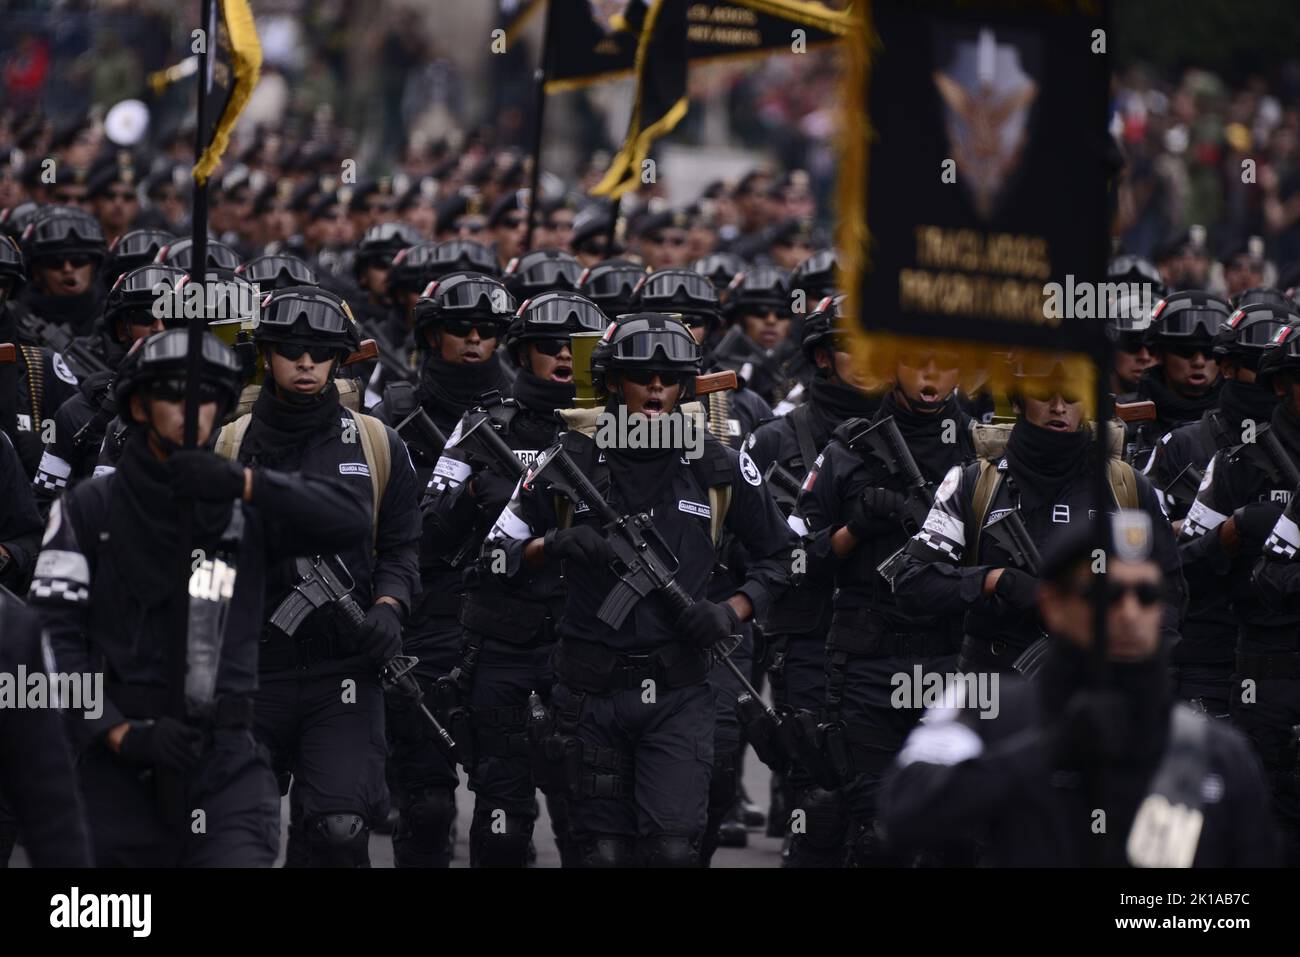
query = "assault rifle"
xmin=271 ymin=555 xmax=457 ymax=756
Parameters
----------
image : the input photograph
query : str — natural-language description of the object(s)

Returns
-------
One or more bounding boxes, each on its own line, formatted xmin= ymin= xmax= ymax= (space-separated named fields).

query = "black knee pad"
xmin=639 ymin=834 xmax=700 ymax=868
xmin=469 ymin=809 xmax=535 ymax=868
xmin=305 ymin=813 xmax=371 ymax=868
xmin=794 ymin=786 xmax=848 ymax=851
xmin=577 ymin=834 xmax=636 ymax=868
xmin=404 ymin=787 xmax=455 ymax=840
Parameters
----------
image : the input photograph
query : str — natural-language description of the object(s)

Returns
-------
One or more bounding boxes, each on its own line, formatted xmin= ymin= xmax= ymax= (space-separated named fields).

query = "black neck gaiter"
xmin=1004 ymin=419 xmax=1092 ymax=507
xmin=1137 ymin=367 xmax=1222 ymax=428
xmin=1039 ymin=639 xmax=1171 ymax=768
xmin=810 ymin=376 xmax=883 ymax=434
xmin=21 ymin=287 xmax=102 ymax=337
xmin=418 ymin=354 xmax=505 ymax=419
xmin=110 ymin=432 xmax=234 ymax=609
xmin=1217 ymin=378 xmax=1277 ymax=429
xmin=511 ymin=369 xmax=575 ymax=415
xmin=875 ymin=389 xmax=964 ymax=481
xmin=242 ymin=381 xmax=342 ymax=469
xmin=601 ymin=397 xmax=682 ymax=514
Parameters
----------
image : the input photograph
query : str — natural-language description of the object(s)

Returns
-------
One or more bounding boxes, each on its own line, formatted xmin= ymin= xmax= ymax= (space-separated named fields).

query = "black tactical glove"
xmin=118 ymin=717 xmax=205 ymax=771
xmin=845 ymin=487 xmax=908 ymax=539
xmin=1231 ymin=501 xmax=1283 ymax=553
xmin=543 ymin=525 xmax=615 ymax=567
xmin=994 ymin=567 xmax=1038 ymax=612
xmin=168 ymin=450 xmax=246 ymax=502
xmin=360 ymin=602 xmax=403 ymax=663
xmin=679 ymin=599 xmax=741 ymax=648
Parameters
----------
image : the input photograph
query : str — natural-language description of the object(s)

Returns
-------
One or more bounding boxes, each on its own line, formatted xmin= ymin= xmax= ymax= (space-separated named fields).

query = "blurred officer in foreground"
xmin=882 ymin=512 xmax=1278 ymax=867
xmin=29 ymin=329 xmax=370 ymax=866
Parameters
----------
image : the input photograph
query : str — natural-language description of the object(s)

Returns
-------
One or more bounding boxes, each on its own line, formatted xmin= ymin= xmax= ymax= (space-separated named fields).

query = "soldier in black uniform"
xmin=424 ymin=291 xmax=607 ymax=866
xmin=708 ymin=266 xmax=799 ymax=409
xmin=102 ymin=228 xmax=176 ymax=287
xmin=17 ymin=206 xmax=108 ymax=337
xmin=214 ymin=287 xmax=420 ymax=866
xmin=743 ymin=296 xmax=885 ymax=862
xmin=346 ymin=222 xmax=420 ymax=329
xmin=798 ymin=344 xmax=975 ymax=865
xmin=235 ymin=253 xmax=319 ymax=293
xmin=1143 ymin=305 xmax=1292 ymax=718
xmin=0 ymin=428 xmax=41 ymax=590
xmin=633 ymin=267 xmax=772 ymax=444
xmin=0 ymin=587 xmax=91 ymax=867
xmin=29 ymin=328 xmax=370 ymax=866
xmin=1106 ymin=288 xmax=1157 ymax=405
xmin=578 ymin=259 xmax=647 ymax=320
xmin=485 ymin=315 xmax=797 ymax=867
xmin=881 ymin=512 xmax=1277 ymax=867
xmin=1144 ymin=304 xmax=1289 ymax=520
xmin=894 ymin=354 xmax=1184 ymax=678
xmin=32 ymin=264 xmax=186 ymax=513
xmin=1131 ymin=290 xmax=1229 ymax=468
xmin=1189 ymin=325 xmax=1300 ymax=865
xmin=1 ymin=235 xmax=82 ymax=478
xmin=369 ymin=271 xmax=514 ymax=867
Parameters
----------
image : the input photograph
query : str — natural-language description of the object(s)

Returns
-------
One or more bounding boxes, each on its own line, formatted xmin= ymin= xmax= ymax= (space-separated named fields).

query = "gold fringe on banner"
xmin=192 ymin=0 xmax=263 ymax=186
xmin=832 ymin=4 xmax=1098 ymax=419
xmin=591 ymin=0 xmax=689 ymax=198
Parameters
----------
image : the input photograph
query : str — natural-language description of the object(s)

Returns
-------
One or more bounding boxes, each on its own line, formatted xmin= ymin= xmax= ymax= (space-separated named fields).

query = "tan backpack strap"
xmin=214 ymin=414 xmax=253 ymax=462
xmin=234 ymin=383 xmax=260 ymax=420
xmin=350 ymin=410 xmax=392 ymax=551
xmin=709 ymin=484 xmax=731 ymax=547
xmin=965 ymin=460 xmax=1003 ymax=566
xmin=336 ymin=378 xmax=362 ymax=411
xmin=1108 ymin=458 xmax=1139 ymax=510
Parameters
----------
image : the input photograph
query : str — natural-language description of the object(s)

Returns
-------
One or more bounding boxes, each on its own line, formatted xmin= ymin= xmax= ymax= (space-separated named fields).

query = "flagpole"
xmin=185 ymin=0 xmax=217 ymax=449
xmin=523 ymin=0 xmax=555 ymax=254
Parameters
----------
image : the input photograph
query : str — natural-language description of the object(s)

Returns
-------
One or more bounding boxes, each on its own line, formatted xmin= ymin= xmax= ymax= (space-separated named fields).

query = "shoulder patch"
xmin=340 ymin=462 xmax=371 ymax=477
xmin=738 ymin=450 xmax=762 ymax=486
xmin=935 ymin=465 xmax=961 ymax=504
xmin=678 ymin=499 xmax=711 ymax=518
xmin=744 ymin=432 xmax=757 ymax=450
xmin=52 ymin=353 xmax=78 ymax=385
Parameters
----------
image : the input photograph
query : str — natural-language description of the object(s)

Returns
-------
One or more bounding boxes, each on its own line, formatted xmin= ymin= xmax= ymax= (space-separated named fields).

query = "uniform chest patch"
xmin=513 ymin=449 xmax=539 ymax=468
xmin=1052 ymin=504 xmax=1070 ymax=523
xmin=1269 ymin=489 xmax=1290 ymax=505
xmin=52 ymin=353 xmax=78 ymax=385
xmin=985 ymin=508 xmax=1012 ymax=528
xmin=678 ymin=499 xmax=711 ymax=518
xmin=340 ymin=462 xmax=370 ymax=477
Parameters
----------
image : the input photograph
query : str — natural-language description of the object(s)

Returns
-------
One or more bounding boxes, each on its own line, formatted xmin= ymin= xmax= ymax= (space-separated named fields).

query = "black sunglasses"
xmin=530 ymin=337 xmax=571 ymax=356
xmin=441 ymin=318 xmax=501 ymax=338
xmin=1024 ymin=384 xmax=1082 ymax=404
xmin=147 ymin=378 xmax=225 ymax=403
xmin=621 ymin=368 xmax=686 ymax=386
xmin=275 ymin=341 xmax=338 ymax=363
xmin=1084 ymin=580 xmax=1162 ymax=608
xmin=1164 ymin=342 xmax=1212 ymax=359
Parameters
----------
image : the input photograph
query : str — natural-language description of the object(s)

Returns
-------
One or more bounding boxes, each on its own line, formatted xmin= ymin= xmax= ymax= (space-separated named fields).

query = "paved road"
xmin=11 ymin=746 xmax=785 ymax=868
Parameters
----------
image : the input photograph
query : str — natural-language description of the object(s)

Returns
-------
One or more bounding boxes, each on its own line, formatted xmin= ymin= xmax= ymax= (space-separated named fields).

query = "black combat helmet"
xmin=103 ymin=264 xmax=188 ymax=335
xmin=1213 ymin=303 xmax=1297 ymax=369
xmin=590 ymin=312 xmax=702 ymax=399
xmin=114 ymin=327 xmax=244 ymax=419
xmin=155 ymin=237 xmax=241 ymax=272
xmin=578 ymin=259 xmax=647 ymax=319
xmin=1144 ymin=290 xmax=1231 ymax=351
xmin=254 ymin=285 xmax=361 ymax=357
xmin=22 ymin=207 xmax=107 ymax=268
xmin=236 ymin=254 xmax=318 ymax=291
xmin=632 ymin=268 xmax=721 ymax=332
xmin=0 ymin=235 xmax=25 ymax=300
xmin=505 ymin=290 xmax=607 ymax=365
xmin=104 ymin=229 xmax=175 ymax=285
xmin=411 ymin=271 xmax=514 ymax=346
xmin=502 ymin=249 xmax=583 ymax=299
